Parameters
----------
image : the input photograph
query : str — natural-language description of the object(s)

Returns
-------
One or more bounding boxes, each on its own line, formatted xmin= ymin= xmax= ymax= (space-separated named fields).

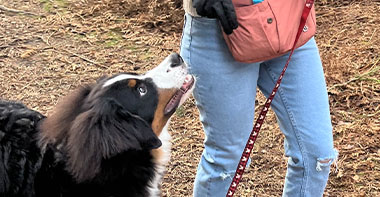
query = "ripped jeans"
xmin=180 ymin=13 xmax=338 ymax=197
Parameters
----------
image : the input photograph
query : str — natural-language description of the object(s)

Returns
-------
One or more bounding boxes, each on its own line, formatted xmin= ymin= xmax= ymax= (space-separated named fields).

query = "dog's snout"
xmin=169 ymin=53 xmax=184 ymax=68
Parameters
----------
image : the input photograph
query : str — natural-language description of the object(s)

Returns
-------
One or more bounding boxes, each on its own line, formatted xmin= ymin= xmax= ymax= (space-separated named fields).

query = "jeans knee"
xmin=287 ymin=148 xmax=339 ymax=172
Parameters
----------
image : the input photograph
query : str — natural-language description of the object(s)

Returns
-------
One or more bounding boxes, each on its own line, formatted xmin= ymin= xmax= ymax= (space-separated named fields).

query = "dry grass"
xmin=0 ymin=0 xmax=379 ymax=196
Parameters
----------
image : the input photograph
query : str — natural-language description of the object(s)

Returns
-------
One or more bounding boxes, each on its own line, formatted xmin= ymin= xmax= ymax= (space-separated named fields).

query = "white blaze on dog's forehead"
xmin=103 ymin=74 xmax=144 ymax=87
xmin=103 ymin=54 xmax=188 ymax=89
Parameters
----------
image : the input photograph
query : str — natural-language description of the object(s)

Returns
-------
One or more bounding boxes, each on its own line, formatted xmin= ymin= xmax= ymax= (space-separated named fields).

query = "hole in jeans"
xmin=316 ymin=149 xmax=339 ymax=172
xmin=319 ymin=159 xmax=331 ymax=163
xmin=220 ymin=172 xmax=233 ymax=181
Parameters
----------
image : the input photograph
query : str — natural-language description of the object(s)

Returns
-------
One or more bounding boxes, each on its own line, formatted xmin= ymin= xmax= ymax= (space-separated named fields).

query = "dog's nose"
xmin=169 ymin=53 xmax=184 ymax=68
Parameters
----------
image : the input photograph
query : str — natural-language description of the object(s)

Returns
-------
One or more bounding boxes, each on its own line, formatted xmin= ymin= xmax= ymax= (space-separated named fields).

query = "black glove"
xmin=192 ymin=0 xmax=238 ymax=35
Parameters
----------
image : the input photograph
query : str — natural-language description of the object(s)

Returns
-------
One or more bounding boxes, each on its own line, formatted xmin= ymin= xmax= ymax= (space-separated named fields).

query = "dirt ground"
xmin=0 ymin=0 xmax=379 ymax=196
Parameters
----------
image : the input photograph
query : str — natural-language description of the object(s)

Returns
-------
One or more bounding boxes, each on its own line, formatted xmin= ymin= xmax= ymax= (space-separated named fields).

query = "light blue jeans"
xmin=180 ymin=14 xmax=338 ymax=197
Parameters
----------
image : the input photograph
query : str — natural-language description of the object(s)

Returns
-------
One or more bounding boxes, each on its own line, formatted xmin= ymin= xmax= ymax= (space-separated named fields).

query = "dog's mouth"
xmin=164 ymin=75 xmax=195 ymax=115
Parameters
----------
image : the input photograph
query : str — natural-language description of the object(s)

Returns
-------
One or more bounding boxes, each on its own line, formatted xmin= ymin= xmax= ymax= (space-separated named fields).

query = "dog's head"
xmin=40 ymin=53 xmax=195 ymax=182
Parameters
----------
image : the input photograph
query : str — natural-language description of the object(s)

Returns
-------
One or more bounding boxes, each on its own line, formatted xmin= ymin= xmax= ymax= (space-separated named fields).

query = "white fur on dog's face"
xmin=145 ymin=55 xmax=188 ymax=89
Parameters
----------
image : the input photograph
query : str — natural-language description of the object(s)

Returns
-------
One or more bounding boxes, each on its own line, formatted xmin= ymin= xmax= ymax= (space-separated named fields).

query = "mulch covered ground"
xmin=0 ymin=0 xmax=379 ymax=196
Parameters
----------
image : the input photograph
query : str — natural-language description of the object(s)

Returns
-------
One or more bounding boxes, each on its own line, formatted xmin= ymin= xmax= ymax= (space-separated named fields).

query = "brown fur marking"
xmin=128 ymin=79 xmax=137 ymax=88
xmin=151 ymin=148 xmax=164 ymax=165
xmin=151 ymin=89 xmax=177 ymax=136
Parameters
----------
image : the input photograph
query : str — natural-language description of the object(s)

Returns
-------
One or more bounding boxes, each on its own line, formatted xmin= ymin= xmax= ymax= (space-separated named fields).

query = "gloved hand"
xmin=192 ymin=0 xmax=238 ymax=35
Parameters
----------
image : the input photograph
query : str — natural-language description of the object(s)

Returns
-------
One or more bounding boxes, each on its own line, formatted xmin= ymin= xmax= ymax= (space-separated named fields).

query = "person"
xmin=179 ymin=0 xmax=338 ymax=196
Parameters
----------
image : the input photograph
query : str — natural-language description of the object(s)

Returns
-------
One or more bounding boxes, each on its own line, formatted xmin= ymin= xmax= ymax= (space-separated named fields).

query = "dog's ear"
xmin=66 ymin=98 xmax=161 ymax=182
xmin=92 ymin=98 xmax=162 ymax=151
xmin=116 ymin=104 xmax=162 ymax=150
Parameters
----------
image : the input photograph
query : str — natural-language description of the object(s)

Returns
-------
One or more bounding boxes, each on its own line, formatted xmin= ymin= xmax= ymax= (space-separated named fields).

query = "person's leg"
xmin=180 ymin=14 xmax=260 ymax=197
xmin=258 ymin=37 xmax=338 ymax=197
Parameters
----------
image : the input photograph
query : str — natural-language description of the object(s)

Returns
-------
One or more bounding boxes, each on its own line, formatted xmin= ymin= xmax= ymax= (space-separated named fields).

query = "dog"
xmin=0 ymin=53 xmax=195 ymax=197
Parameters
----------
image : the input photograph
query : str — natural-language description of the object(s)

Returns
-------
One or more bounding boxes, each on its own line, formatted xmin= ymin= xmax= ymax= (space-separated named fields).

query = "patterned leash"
xmin=226 ymin=0 xmax=315 ymax=196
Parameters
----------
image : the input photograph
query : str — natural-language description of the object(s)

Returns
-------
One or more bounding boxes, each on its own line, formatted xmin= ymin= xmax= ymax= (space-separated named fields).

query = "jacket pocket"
xmin=224 ymin=0 xmax=280 ymax=62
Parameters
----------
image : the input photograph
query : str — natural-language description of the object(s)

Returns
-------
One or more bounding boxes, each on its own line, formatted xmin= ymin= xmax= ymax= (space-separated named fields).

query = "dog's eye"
xmin=138 ymin=84 xmax=147 ymax=96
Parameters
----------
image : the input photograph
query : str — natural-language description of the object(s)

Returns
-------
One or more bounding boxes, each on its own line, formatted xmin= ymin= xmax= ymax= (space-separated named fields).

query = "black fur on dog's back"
xmin=0 ymin=100 xmax=44 ymax=197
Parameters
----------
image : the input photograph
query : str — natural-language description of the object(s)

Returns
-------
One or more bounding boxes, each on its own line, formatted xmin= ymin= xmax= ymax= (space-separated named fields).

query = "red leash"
xmin=226 ymin=1 xmax=315 ymax=196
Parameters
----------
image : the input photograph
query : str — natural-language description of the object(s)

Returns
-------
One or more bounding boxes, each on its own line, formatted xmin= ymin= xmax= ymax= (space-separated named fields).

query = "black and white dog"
xmin=0 ymin=53 xmax=195 ymax=197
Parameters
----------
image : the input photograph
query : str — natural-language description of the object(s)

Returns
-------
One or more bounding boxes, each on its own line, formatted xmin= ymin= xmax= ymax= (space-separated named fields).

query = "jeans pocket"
xmin=180 ymin=14 xmax=193 ymax=64
xmin=179 ymin=14 xmax=187 ymax=50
